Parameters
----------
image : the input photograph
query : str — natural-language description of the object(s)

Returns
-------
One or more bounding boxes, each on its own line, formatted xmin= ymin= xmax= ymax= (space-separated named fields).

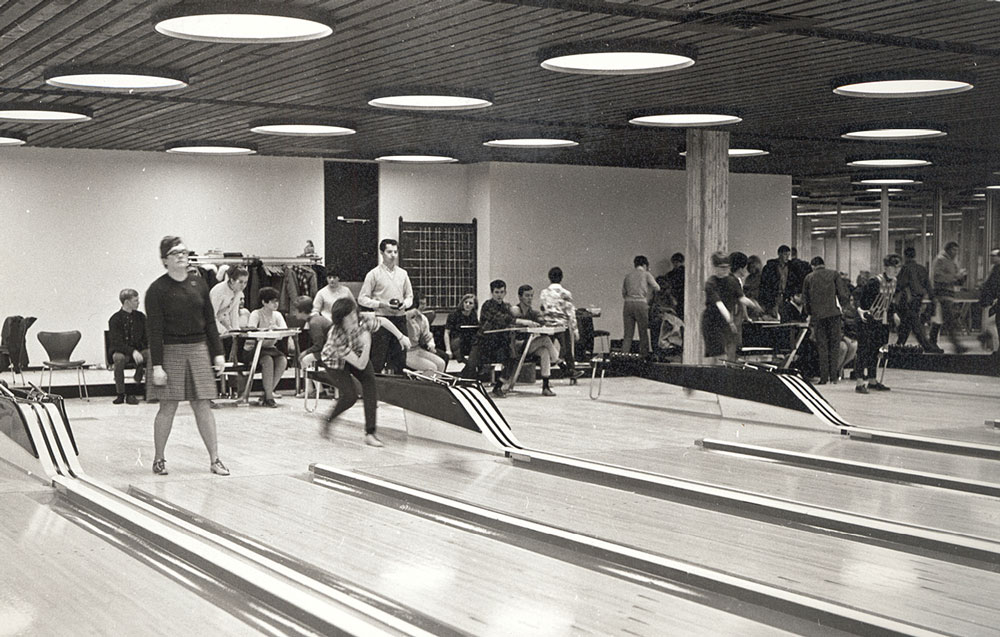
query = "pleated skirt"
xmin=149 ymin=341 xmax=216 ymax=401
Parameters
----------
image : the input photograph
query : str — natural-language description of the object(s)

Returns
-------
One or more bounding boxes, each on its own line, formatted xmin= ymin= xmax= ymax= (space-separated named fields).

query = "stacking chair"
xmin=37 ymin=331 xmax=89 ymax=399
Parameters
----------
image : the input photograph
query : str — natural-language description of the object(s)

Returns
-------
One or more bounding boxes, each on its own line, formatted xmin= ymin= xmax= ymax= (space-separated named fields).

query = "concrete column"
xmin=791 ymin=200 xmax=798 ymax=255
xmin=933 ymin=188 xmax=943 ymax=258
xmin=683 ymin=129 xmax=729 ymax=364
xmin=987 ymin=191 xmax=997 ymax=260
xmin=962 ymin=208 xmax=977 ymax=289
xmin=835 ymin=200 xmax=842 ymax=272
xmin=921 ymin=209 xmax=928 ymax=266
xmin=880 ymin=186 xmax=890 ymax=260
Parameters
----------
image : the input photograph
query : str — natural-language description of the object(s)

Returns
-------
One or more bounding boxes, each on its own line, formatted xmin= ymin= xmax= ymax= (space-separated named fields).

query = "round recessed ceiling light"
xmin=375 ymin=154 xmax=458 ymax=164
xmin=833 ymin=72 xmax=973 ymax=98
xmin=841 ymin=126 xmax=946 ymax=141
xmin=45 ymin=66 xmax=188 ymax=92
xmin=0 ymin=131 xmax=27 ymax=146
xmin=0 ymin=104 xmax=92 ymax=122
xmin=629 ymin=113 xmax=742 ymax=127
xmin=483 ymin=138 xmax=578 ymax=148
xmin=368 ymin=88 xmax=492 ymax=111
xmin=680 ymin=147 xmax=769 ymax=158
xmin=847 ymin=158 xmax=931 ymax=168
xmin=539 ymin=40 xmax=696 ymax=75
xmin=854 ymin=177 xmax=921 ymax=185
xmin=250 ymin=123 xmax=355 ymax=136
xmin=154 ymin=2 xmax=333 ymax=43
xmin=165 ymin=141 xmax=257 ymax=155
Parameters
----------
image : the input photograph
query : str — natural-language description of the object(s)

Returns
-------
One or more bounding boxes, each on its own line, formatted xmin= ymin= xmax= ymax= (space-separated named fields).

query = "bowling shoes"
xmin=210 ymin=459 xmax=230 ymax=476
xmin=152 ymin=458 xmax=168 ymax=475
xmin=364 ymin=433 xmax=384 ymax=448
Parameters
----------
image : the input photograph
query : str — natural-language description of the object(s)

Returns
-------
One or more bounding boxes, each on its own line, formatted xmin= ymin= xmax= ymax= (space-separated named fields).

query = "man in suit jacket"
xmin=759 ymin=245 xmax=791 ymax=317
xmin=803 ymin=256 xmax=851 ymax=385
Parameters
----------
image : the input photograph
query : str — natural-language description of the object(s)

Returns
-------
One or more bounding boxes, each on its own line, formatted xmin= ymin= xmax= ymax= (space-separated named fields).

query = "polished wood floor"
xmin=4 ymin=365 xmax=1000 ymax=635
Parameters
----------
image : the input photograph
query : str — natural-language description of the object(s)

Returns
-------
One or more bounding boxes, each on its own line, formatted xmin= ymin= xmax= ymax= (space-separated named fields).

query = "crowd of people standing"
xmin=622 ymin=240 xmax=996 ymax=394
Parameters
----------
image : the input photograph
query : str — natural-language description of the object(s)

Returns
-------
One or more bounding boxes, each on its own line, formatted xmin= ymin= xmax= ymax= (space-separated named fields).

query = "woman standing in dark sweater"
xmin=145 ymin=236 xmax=229 ymax=476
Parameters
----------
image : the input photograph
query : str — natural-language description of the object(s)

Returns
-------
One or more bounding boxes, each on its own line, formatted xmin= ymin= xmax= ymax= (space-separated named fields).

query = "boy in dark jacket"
xmin=108 ymin=288 xmax=149 ymax=404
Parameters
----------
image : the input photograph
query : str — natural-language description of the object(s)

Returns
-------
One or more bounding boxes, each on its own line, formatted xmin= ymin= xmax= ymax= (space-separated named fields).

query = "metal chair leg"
xmin=589 ymin=357 xmax=605 ymax=400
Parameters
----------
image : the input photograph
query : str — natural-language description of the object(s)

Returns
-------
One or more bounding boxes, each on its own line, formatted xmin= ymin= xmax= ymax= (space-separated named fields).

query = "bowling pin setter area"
xmin=3 ymin=367 xmax=1000 ymax=636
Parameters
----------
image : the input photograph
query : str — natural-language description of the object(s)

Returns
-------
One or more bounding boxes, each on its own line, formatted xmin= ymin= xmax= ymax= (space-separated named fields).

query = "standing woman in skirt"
xmin=146 ymin=236 xmax=229 ymax=476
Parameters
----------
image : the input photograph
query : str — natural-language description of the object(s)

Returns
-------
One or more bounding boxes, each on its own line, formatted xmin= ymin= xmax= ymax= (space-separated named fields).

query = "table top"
xmin=241 ymin=328 xmax=300 ymax=338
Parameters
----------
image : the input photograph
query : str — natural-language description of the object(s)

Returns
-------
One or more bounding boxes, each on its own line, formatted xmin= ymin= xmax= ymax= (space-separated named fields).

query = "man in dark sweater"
xmin=665 ymin=253 xmax=685 ymax=318
xmin=108 ymin=288 xmax=149 ymax=404
xmin=896 ymin=247 xmax=937 ymax=352
xmin=802 ymin=257 xmax=851 ymax=384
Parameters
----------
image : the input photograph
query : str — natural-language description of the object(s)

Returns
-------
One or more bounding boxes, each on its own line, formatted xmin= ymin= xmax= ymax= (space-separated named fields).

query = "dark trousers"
xmin=623 ymin=300 xmax=651 ymax=355
xmin=369 ymin=315 xmax=406 ymax=373
xmin=812 ymin=316 xmax=841 ymax=383
xmin=112 ymin=349 xmax=148 ymax=394
xmin=322 ymin=362 xmax=377 ymax=434
xmin=856 ymin=321 xmax=889 ymax=381
xmin=897 ymin=299 xmax=932 ymax=348
xmin=937 ymin=297 xmax=963 ymax=350
xmin=461 ymin=336 xmax=511 ymax=385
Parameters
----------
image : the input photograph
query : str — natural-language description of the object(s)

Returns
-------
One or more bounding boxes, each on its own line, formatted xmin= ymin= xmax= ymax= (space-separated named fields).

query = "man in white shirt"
xmin=358 ymin=238 xmax=413 ymax=373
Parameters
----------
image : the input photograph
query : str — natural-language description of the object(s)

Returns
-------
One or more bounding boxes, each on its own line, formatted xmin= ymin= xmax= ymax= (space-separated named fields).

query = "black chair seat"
xmin=44 ymin=360 xmax=86 ymax=369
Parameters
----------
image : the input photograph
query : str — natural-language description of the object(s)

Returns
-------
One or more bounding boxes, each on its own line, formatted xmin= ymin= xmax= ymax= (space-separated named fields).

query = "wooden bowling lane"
xmin=140 ymin=475 xmax=815 ymax=637
xmin=758 ymin=436 xmax=1000 ymax=484
xmin=574 ymin=444 xmax=1000 ymax=541
xmin=0 ymin=491 xmax=273 ymax=637
xmin=363 ymin=459 xmax=1000 ymax=636
xmin=698 ymin=438 xmax=1000 ymax=498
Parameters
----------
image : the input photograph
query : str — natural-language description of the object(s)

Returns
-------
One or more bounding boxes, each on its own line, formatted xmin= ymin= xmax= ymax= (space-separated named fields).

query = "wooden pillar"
xmin=683 ymin=129 xmax=729 ymax=364
xmin=835 ymin=200 xmax=842 ymax=273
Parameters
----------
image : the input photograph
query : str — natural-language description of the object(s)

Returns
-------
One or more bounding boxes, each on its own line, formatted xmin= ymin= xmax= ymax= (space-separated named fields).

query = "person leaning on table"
xmin=145 ymin=235 xmax=229 ymax=477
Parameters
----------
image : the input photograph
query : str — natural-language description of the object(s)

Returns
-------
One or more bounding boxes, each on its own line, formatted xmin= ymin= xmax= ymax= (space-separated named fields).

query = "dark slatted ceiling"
xmin=1 ymin=0 xmax=999 ymax=220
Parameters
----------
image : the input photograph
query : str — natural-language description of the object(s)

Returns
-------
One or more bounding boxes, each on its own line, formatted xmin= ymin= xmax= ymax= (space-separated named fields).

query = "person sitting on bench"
xmin=108 ymin=288 xmax=148 ymax=404
xmin=404 ymin=292 xmax=446 ymax=373
xmin=461 ymin=279 xmax=535 ymax=398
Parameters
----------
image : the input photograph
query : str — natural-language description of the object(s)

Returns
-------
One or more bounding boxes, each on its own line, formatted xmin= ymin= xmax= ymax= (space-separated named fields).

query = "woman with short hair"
xmin=145 ymin=235 xmax=228 ymax=476
xmin=245 ymin=286 xmax=289 ymax=407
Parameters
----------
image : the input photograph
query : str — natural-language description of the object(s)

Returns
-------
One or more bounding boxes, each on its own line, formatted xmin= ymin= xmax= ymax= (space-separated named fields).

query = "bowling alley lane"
xmin=572 ymin=444 xmax=1000 ymax=539
xmin=0 ymin=490 xmax=272 ymax=636
xmin=139 ymin=475 xmax=815 ymax=637
xmin=364 ymin=458 xmax=1000 ymax=637
xmin=718 ymin=435 xmax=1000 ymax=484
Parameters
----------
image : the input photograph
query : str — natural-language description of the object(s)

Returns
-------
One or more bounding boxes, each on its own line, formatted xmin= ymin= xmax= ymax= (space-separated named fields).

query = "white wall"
xmin=3 ymin=150 xmax=789 ymax=369
xmin=379 ymin=161 xmax=791 ymax=339
xmin=0 ymin=147 xmax=323 ymax=366
xmin=378 ymin=162 xmax=494 ymax=308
